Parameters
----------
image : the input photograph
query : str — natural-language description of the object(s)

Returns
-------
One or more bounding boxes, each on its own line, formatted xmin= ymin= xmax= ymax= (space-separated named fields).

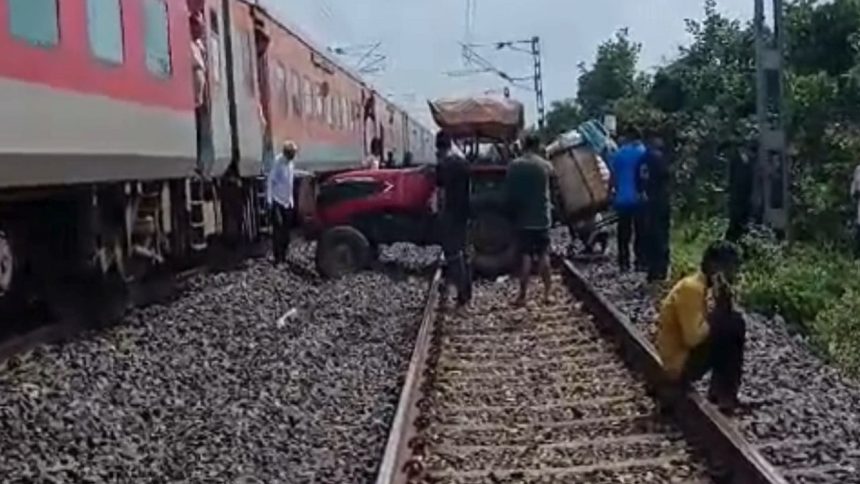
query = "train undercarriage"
xmin=0 ymin=175 xmax=268 ymax=332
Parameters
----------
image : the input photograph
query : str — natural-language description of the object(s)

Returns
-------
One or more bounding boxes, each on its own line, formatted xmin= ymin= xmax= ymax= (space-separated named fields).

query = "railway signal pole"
xmin=754 ymin=0 xmax=790 ymax=237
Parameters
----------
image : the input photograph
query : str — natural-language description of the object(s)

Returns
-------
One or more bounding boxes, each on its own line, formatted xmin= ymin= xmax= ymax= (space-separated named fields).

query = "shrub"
xmin=814 ymin=287 xmax=860 ymax=375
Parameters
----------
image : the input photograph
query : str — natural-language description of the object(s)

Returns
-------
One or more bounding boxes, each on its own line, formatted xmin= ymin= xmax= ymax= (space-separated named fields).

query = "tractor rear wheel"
xmin=469 ymin=211 xmax=517 ymax=278
xmin=315 ymin=226 xmax=371 ymax=279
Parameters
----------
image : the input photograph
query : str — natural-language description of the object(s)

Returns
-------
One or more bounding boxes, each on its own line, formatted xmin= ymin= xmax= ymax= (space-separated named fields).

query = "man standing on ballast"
xmin=506 ymin=134 xmax=555 ymax=307
xmin=435 ymin=131 xmax=473 ymax=313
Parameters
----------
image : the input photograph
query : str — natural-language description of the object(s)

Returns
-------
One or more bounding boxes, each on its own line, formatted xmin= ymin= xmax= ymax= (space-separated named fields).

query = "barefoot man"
xmin=505 ymin=134 xmax=555 ymax=306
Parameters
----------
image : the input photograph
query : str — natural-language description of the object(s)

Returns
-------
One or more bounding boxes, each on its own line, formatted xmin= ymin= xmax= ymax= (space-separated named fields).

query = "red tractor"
xmin=298 ymin=97 xmax=525 ymax=278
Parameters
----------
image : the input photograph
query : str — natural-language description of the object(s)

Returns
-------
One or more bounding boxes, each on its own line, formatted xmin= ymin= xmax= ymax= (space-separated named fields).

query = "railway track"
xmin=377 ymin=260 xmax=788 ymax=484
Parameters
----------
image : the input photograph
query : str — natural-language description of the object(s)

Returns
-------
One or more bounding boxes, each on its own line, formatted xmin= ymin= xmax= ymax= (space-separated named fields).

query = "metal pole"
xmin=531 ymin=36 xmax=546 ymax=130
xmin=754 ymin=0 xmax=789 ymax=237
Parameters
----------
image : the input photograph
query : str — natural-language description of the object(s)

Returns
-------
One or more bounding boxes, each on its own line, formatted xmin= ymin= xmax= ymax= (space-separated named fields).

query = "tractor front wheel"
xmin=315 ymin=226 xmax=372 ymax=279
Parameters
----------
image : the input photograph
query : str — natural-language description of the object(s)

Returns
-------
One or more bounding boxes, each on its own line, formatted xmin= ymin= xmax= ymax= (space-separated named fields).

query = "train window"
xmin=303 ymin=76 xmax=313 ymax=121
xmin=143 ymin=0 xmax=172 ymax=77
xmin=314 ymin=83 xmax=324 ymax=121
xmin=333 ymin=97 xmax=340 ymax=128
xmin=86 ymin=0 xmax=124 ymax=64
xmin=274 ymin=63 xmax=288 ymax=116
xmin=7 ymin=0 xmax=59 ymax=48
xmin=290 ymin=70 xmax=301 ymax=117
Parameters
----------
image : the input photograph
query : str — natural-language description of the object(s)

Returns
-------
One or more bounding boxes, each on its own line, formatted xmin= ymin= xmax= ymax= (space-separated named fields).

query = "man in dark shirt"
xmin=725 ymin=139 xmax=755 ymax=243
xmin=435 ymin=131 xmax=472 ymax=311
xmin=643 ymin=132 xmax=671 ymax=283
xmin=506 ymin=134 xmax=555 ymax=307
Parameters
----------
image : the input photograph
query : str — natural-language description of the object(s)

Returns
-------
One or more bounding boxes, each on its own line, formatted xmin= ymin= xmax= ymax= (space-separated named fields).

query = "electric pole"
xmin=754 ymin=0 xmax=789 ymax=237
xmin=531 ymin=36 xmax=546 ymax=130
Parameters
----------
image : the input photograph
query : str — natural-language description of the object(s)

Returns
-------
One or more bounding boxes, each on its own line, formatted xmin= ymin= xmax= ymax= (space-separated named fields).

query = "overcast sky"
xmin=260 ymin=0 xmax=754 ymax=127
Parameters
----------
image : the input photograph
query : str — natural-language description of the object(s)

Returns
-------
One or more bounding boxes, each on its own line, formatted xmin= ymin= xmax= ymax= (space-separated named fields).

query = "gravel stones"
xmin=419 ymin=276 xmax=714 ymax=483
xmin=568 ymin=234 xmax=860 ymax=483
xmin=0 ymin=241 xmax=437 ymax=483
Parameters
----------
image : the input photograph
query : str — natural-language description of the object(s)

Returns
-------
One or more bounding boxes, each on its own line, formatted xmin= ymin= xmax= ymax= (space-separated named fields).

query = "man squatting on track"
xmin=267 ymin=141 xmax=298 ymax=265
xmin=505 ymin=134 xmax=556 ymax=307
xmin=435 ymin=131 xmax=473 ymax=312
xmin=657 ymin=240 xmax=747 ymax=414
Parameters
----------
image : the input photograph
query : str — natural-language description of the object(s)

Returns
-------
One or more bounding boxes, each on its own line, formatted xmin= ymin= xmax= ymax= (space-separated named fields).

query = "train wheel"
xmin=0 ymin=224 xmax=25 ymax=311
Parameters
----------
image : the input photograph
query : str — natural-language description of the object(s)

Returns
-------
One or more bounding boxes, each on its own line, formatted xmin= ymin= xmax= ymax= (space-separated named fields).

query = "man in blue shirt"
xmin=610 ymin=127 xmax=648 ymax=272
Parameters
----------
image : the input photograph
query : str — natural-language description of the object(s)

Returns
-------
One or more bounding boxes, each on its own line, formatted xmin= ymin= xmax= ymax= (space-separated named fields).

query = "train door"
xmin=401 ymin=112 xmax=410 ymax=165
xmin=224 ymin=1 xmax=265 ymax=178
xmin=362 ymin=92 xmax=376 ymax=158
xmin=251 ymin=11 xmax=273 ymax=173
xmin=187 ymin=0 xmax=231 ymax=177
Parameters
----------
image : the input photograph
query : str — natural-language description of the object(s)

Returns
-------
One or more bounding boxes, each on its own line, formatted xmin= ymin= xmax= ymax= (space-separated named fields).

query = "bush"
xmin=814 ymin=287 xmax=860 ymax=375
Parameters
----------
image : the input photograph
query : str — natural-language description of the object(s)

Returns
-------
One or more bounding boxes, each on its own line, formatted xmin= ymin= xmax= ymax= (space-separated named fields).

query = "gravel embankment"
xmin=569 ymin=237 xmax=860 ymax=484
xmin=0 ymin=242 xmax=438 ymax=483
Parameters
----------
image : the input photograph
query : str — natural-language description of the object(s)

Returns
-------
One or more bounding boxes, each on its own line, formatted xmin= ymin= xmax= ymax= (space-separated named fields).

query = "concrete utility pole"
xmin=754 ymin=0 xmax=790 ymax=236
xmin=531 ymin=36 xmax=546 ymax=130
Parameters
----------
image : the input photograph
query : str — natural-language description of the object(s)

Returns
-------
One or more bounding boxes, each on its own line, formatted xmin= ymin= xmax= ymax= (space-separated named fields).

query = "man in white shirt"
xmin=267 ymin=141 xmax=298 ymax=264
xmin=851 ymin=164 xmax=860 ymax=257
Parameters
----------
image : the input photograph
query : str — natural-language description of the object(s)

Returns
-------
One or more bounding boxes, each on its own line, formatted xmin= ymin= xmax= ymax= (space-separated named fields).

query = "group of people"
xmin=610 ymin=127 xmax=671 ymax=284
xmin=266 ymin=127 xmax=748 ymax=413
xmin=434 ymin=131 xmax=556 ymax=312
xmin=364 ymin=138 xmax=412 ymax=170
xmin=437 ymin=127 xmax=747 ymax=413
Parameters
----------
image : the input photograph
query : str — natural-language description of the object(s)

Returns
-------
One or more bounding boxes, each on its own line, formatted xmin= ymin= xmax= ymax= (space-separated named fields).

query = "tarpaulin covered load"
xmin=428 ymin=97 xmax=525 ymax=140
xmin=548 ymin=129 xmax=612 ymax=221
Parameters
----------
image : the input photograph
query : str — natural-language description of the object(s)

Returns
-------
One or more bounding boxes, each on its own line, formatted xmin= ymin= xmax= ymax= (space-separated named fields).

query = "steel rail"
xmin=374 ymin=267 xmax=442 ymax=484
xmin=561 ymin=259 xmax=787 ymax=484
xmin=375 ymin=259 xmax=789 ymax=484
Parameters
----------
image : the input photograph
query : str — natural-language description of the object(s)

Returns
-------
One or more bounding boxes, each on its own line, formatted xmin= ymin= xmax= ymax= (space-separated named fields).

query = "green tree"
xmin=576 ymin=28 xmax=644 ymax=117
xmin=542 ymin=99 xmax=584 ymax=140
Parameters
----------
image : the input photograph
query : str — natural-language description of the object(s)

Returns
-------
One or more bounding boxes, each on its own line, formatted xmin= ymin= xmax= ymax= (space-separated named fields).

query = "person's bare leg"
xmin=538 ymin=252 xmax=552 ymax=303
xmin=515 ymin=256 xmax=531 ymax=307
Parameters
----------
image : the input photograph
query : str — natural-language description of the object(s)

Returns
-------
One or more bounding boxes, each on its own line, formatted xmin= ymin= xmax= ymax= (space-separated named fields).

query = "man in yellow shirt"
xmin=657 ymin=241 xmax=745 ymax=413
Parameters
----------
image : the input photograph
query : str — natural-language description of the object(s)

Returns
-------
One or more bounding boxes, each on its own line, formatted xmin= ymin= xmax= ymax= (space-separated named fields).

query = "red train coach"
xmin=0 ymin=0 xmax=196 ymax=187
xmin=0 ymin=0 xmax=433 ymax=320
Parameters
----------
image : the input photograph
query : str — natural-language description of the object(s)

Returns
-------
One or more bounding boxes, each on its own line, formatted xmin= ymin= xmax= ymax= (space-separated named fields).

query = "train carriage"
xmin=0 ymin=0 xmax=197 ymax=187
xmin=0 ymin=0 xmax=434 ymax=320
xmin=247 ymin=3 xmax=366 ymax=173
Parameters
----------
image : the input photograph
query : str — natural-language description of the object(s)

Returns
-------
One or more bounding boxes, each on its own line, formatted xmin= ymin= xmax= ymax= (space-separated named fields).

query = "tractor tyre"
xmin=315 ymin=226 xmax=371 ymax=279
xmin=469 ymin=211 xmax=517 ymax=278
